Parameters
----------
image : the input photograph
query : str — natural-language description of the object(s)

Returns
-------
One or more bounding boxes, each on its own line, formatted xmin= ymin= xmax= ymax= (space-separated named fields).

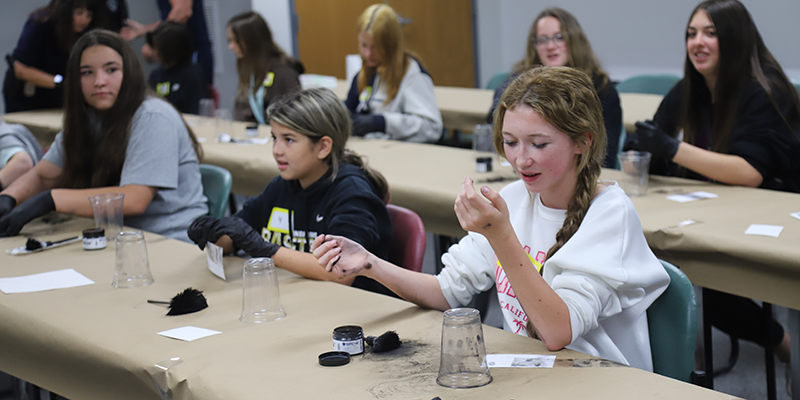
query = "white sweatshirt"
xmin=436 ymin=180 xmax=670 ymax=371
xmin=360 ymin=59 xmax=443 ymax=143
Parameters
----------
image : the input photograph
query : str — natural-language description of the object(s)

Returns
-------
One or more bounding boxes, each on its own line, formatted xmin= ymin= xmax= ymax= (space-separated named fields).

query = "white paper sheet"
xmin=666 ymin=191 xmax=719 ymax=203
xmin=157 ymin=326 xmax=222 ymax=342
xmin=790 ymin=212 xmax=800 ymax=221
xmin=206 ymin=242 xmax=225 ymax=280
xmin=486 ymin=354 xmax=556 ymax=368
xmin=744 ymin=224 xmax=784 ymax=237
xmin=0 ymin=268 xmax=95 ymax=294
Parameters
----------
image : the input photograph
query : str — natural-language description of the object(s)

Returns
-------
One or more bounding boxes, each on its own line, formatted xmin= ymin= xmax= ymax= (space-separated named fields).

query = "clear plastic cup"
xmin=240 ymin=258 xmax=286 ymax=323
xmin=436 ymin=308 xmax=493 ymax=388
xmin=113 ymin=231 xmax=154 ymax=288
xmin=617 ymin=151 xmax=652 ymax=197
xmin=215 ymin=108 xmax=233 ymax=136
xmin=89 ymin=193 xmax=124 ymax=241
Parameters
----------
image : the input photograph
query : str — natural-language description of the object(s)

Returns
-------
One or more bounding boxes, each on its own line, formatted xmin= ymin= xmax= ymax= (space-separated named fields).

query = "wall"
xmin=251 ymin=0 xmax=295 ymax=57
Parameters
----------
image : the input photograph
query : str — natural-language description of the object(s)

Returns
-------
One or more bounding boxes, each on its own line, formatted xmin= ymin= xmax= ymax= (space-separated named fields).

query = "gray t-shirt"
xmin=43 ymin=97 xmax=208 ymax=241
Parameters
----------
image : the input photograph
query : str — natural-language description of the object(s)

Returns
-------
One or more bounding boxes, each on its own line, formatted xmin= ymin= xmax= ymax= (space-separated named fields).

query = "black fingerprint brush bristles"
xmin=366 ymin=331 xmax=401 ymax=353
xmin=148 ymin=288 xmax=209 ymax=316
xmin=25 ymin=238 xmax=43 ymax=251
xmin=167 ymin=288 xmax=208 ymax=315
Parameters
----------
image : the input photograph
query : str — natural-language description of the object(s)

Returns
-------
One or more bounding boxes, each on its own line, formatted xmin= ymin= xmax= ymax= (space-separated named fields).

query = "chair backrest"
xmin=486 ymin=72 xmax=510 ymax=90
xmin=792 ymin=81 xmax=800 ymax=98
xmin=647 ymin=260 xmax=697 ymax=382
xmin=616 ymin=74 xmax=681 ymax=96
xmin=199 ymin=164 xmax=233 ymax=219
xmin=386 ymin=204 xmax=426 ymax=273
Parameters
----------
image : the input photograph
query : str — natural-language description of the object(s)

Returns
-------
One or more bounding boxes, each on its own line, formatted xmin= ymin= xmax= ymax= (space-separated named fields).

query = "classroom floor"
xmin=0 ymin=233 xmax=790 ymax=400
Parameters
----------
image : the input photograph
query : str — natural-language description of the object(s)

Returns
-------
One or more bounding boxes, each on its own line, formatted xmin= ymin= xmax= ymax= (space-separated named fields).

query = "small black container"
xmin=82 ymin=228 xmax=106 ymax=250
xmin=332 ymin=325 xmax=364 ymax=355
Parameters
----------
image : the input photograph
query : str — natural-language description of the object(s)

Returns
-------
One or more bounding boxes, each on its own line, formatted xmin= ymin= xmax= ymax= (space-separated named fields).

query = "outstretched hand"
xmin=454 ymin=177 xmax=511 ymax=240
xmin=311 ymin=234 xmax=376 ymax=278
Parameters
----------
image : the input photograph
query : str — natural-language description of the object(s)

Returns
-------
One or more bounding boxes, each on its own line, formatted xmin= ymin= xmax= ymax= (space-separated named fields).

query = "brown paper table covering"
xmin=330 ymin=80 xmax=663 ymax=134
xmin=0 ymin=217 xmax=734 ymax=400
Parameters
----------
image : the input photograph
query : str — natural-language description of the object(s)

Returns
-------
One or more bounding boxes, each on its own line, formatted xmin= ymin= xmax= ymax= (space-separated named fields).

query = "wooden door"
xmin=295 ymin=0 xmax=476 ymax=88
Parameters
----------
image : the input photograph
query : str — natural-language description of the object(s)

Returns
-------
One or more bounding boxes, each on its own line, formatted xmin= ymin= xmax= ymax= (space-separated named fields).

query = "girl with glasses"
xmin=488 ymin=8 xmax=622 ymax=169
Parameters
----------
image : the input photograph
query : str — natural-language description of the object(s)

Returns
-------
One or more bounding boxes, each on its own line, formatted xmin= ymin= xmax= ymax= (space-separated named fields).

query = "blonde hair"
xmin=356 ymin=4 xmax=417 ymax=104
xmin=514 ymin=8 xmax=609 ymax=89
xmin=493 ymin=66 xmax=606 ymax=265
xmin=267 ymin=88 xmax=389 ymax=200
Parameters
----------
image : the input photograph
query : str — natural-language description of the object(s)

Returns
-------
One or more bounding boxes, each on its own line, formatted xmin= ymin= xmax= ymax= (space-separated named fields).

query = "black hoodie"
xmin=235 ymin=163 xmax=394 ymax=295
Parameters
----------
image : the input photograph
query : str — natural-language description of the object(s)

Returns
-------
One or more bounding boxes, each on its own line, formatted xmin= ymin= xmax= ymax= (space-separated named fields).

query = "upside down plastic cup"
xmin=89 ymin=193 xmax=124 ymax=240
xmin=436 ymin=308 xmax=493 ymax=388
xmin=113 ymin=231 xmax=154 ymax=288
xmin=240 ymin=258 xmax=286 ymax=323
xmin=617 ymin=151 xmax=652 ymax=197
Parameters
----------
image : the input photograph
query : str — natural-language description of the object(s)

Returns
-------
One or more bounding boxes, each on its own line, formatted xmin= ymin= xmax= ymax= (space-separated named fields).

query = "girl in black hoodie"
xmin=188 ymin=87 xmax=394 ymax=295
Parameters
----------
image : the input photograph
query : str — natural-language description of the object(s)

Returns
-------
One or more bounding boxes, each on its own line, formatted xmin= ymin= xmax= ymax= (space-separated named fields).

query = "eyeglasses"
xmin=533 ymin=33 xmax=566 ymax=49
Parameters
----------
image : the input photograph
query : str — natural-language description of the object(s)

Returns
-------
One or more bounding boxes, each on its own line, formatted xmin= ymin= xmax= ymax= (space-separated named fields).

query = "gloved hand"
xmin=0 ymin=191 xmax=55 ymax=237
xmin=632 ymin=120 xmax=681 ymax=160
xmin=214 ymin=216 xmax=281 ymax=258
xmin=0 ymin=194 xmax=16 ymax=220
xmin=187 ymin=215 xmax=222 ymax=250
xmin=351 ymin=113 xmax=386 ymax=137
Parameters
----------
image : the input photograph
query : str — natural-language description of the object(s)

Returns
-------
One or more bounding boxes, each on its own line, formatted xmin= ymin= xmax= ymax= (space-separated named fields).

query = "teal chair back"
xmin=792 ymin=81 xmax=800 ymax=98
xmin=199 ymin=164 xmax=233 ymax=219
xmin=486 ymin=72 xmax=510 ymax=90
xmin=617 ymin=74 xmax=681 ymax=96
xmin=647 ymin=260 xmax=697 ymax=382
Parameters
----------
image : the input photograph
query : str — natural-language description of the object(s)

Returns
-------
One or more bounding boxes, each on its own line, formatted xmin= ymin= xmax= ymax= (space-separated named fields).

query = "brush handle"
xmin=147 ymin=300 xmax=170 ymax=305
xmin=47 ymin=236 xmax=80 ymax=246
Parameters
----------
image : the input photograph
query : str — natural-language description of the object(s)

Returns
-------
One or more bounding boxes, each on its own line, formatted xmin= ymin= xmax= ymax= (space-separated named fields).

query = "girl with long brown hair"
xmin=628 ymin=0 xmax=800 ymax=363
xmin=344 ymin=4 xmax=442 ymax=143
xmin=313 ymin=67 xmax=669 ymax=370
xmin=0 ymin=29 xmax=207 ymax=242
xmin=487 ymin=8 xmax=622 ymax=169
xmin=226 ymin=11 xmax=304 ymax=124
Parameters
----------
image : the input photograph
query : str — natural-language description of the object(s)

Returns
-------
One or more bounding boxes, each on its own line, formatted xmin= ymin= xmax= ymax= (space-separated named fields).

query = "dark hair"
xmin=32 ymin=0 xmax=102 ymax=54
xmin=681 ymin=0 xmax=800 ymax=152
xmin=227 ymin=11 xmax=300 ymax=96
xmin=145 ymin=21 xmax=193 ymax=69
xmin=514 ymin=8 xmax=609 ymax=90
xmin=267 ymin=88 xmax=390 ymax=201
xmin=61 ymin=29 xmax=202 ymax=188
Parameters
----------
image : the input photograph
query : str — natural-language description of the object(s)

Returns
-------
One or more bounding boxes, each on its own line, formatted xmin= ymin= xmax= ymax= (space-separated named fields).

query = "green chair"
xmin=647 ymin=260 xmax=697 ymax=382
xmin=617 ymin=74 xmax=681 ymax=96
xmin=486 ymin=71 xmax=510 ymax=90
xmin=199 ymin=164 xmax=233 ymax=219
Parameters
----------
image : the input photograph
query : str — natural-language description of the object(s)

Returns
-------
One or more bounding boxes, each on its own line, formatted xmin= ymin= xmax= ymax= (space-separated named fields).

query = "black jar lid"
xmin=318 ymin=351 xmax=350 ymax=367
xmin=82 ymin=227 xmax=105 ymax=238
xmin=333 ymin=325 xmax=363 ymax=340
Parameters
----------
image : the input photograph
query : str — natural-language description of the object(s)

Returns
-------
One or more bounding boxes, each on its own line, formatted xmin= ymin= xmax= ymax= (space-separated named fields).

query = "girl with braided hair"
xmin=312 ymin=66 xmax=670 ymax=371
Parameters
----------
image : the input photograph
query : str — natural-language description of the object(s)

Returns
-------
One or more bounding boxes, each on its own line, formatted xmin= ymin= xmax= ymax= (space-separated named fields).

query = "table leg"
xmin=702 ymin=287 xmax=714 ymax=389
xmin=790 ymin=308 xmax=799 ymax=400
xmin=764 ymin=302 xmax=776 ymax=400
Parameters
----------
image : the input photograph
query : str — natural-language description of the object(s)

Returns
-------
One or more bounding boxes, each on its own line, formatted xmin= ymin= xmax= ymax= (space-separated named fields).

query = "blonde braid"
xmin=545 ymin=160 xmax=601 ymax=265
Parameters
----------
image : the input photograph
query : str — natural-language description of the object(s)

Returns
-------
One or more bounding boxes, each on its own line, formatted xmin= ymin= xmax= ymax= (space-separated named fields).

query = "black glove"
xmin=214 ymin=216 xmax=281 ymax=258
xmin=0 ymin=194 xmax=16 ymax=220
xmin=0 ymin=191 xmax=55 ymax=237
xmin=187 ymin=215 xmax=222 ymax=250
xmin=351 ymin=113 xmax=386 ymax=137
xmin=632 ymin=120 xmax=681 ymax=160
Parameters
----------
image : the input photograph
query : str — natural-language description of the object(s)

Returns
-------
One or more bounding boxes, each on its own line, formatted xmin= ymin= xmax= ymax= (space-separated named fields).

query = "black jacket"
xmin=235 ymin=163 xmax=394 ymax=294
